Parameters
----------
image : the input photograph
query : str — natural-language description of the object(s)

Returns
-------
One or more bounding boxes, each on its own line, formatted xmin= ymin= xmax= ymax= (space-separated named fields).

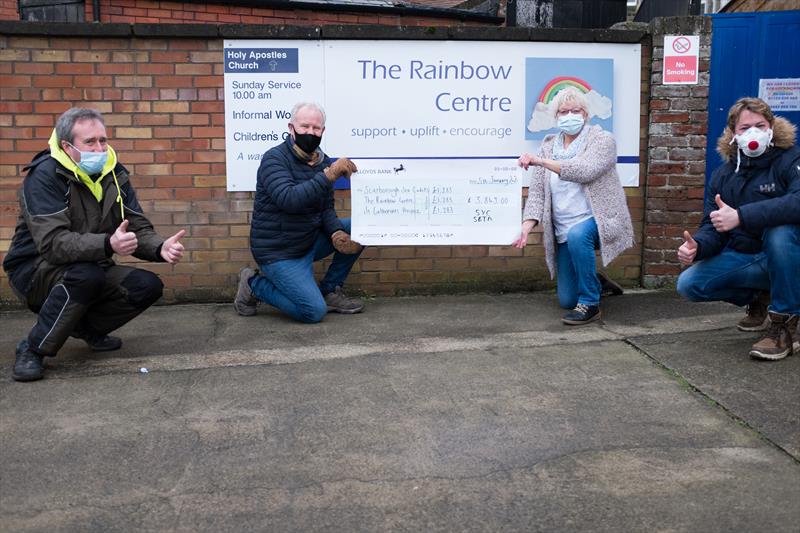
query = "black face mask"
xmin=293 ymin=132 xmax=322 ymax=154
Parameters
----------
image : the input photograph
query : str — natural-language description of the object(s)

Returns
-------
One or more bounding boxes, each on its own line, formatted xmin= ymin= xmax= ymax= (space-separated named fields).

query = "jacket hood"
xmin=716 ymin=115 xmax=797 ymax=162
xmin=48 ymin=128 xmax=118 ymax=181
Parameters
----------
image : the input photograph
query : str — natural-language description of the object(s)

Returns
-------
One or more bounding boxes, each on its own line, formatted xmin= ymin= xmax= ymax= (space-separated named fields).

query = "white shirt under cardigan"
xmin=549 ymin=170 xmax=593 ymax=243
xmin=548 ymin=127 xmax=593 ymax=244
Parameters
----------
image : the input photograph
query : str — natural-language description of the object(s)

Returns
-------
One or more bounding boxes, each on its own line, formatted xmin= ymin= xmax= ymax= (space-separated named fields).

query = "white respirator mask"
xmin=730 ymin=126 xmax=773 ymax=172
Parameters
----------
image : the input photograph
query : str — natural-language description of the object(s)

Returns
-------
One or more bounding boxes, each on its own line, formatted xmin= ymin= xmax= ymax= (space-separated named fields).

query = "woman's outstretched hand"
xmin=512 ymin=219 xmax=538 ymax=248
xmin=518 ymin=153 xmax=538 ymax=170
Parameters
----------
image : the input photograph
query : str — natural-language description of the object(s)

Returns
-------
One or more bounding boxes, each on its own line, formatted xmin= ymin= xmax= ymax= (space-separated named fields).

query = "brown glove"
xmin=331 ymin=230 xmax=363 ymax=255
xmin=323 ymin=158 xmax=358 ymax=182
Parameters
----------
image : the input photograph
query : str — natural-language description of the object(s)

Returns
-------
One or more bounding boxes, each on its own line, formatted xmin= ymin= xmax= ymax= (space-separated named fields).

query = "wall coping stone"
xmin=649 ymin=15 xmax=712 ymax=35
xmin=133 ymin=24 xmax=220 ymax=38
xmin=217 ymin=24 xmax=320 ymax=39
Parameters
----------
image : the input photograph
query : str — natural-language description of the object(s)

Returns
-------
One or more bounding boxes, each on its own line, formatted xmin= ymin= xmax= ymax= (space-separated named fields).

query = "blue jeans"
xmin=249 ymin=218 xmax=362 ymax=323
xmin=676 ymin=224 xmax=800 ymax=315
xmin=556 ymin=217 xmax=601 ymax=309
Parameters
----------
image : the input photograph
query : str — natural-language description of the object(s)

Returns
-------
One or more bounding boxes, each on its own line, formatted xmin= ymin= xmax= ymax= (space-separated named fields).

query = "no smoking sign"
xmin=672 ymin=36 xmax=692 ymax=54
xmin=664 ymin=35 xmax=699 ymax=85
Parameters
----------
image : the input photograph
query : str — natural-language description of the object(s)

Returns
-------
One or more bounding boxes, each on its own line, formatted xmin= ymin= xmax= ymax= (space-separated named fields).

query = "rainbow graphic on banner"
xmin=525 ymin=58 xmax=614 ymax=139
xmin=537 ymin=76 xmax=592 ymax=104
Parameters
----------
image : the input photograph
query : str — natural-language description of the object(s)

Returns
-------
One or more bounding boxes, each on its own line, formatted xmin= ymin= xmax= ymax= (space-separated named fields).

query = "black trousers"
xmin=22 ymin=262 xmax=163 ymax=356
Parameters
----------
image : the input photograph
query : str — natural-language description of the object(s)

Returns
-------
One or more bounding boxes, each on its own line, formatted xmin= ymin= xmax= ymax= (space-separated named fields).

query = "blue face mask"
xmin=67 ymin=142 xmax=108 ymax=175
xmin=557 ymin=113 xmax=585 ymax=136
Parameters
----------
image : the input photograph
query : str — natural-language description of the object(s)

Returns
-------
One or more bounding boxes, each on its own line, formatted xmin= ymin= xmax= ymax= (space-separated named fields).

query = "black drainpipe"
xmin=92 ymin=0 xmax=100 ymax=22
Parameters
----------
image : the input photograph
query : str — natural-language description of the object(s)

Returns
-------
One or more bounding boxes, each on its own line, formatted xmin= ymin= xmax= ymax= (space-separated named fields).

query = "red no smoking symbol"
xmin=672 ymin=37 xmax=691 ymax=54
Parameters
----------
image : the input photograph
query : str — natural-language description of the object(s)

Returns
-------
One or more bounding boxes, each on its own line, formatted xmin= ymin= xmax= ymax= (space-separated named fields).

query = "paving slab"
xmin=0 ymin=291 xmax=744 ymax=378
xmin=3 ymin=341 xmax=799 ymax=533
xmin=629 ymin=328 xmax=800 ymax=459
xmin=1 ymin=292 xmax=798 ymax=532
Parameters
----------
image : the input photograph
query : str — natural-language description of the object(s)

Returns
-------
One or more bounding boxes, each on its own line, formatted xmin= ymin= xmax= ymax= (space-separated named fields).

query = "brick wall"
xmin=1 ymin=0 xmax=501 ymax=25
xmin=88 ymin=0 xmax=493 ymax=26
xmin=642 ymin=16 xmax=711 ymax=288
xmin=0 ymin=0 xmax=16 ymax=20
xmin=0 ymin=24 xmax=647 ymax=304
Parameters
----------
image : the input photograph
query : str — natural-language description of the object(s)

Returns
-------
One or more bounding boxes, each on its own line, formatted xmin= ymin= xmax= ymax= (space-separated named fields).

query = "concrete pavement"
xmin=1 ymin=290 xmax=798 ymax=532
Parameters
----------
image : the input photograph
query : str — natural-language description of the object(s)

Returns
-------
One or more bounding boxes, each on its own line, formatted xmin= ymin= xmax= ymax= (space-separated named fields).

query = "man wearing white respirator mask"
xmin=677 ymin=97 xmax=800 ymax=361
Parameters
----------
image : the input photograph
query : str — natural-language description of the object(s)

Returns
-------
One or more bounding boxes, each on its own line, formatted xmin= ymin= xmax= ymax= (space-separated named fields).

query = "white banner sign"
xmin=223 ymin=39 xmax=641 ymax=245
xmin=224 ymin=39 xmax=641 ymax=188
xmin=223 ymin=42 xmax=325 ymax=187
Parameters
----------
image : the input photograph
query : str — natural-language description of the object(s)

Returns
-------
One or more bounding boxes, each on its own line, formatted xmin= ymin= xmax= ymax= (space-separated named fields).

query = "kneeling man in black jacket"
xmin=234 ymin=102 xmax=364 ymax=323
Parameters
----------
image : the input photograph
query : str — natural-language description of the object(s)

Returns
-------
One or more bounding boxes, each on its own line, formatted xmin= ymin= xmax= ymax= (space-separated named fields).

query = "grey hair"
xmin=290 ymin=102 xmax=326 ymax=126
xmin=550 ymin=87 xmax=589 ymax=118
xmin=55 ymin=107 xmax=105 ymax=145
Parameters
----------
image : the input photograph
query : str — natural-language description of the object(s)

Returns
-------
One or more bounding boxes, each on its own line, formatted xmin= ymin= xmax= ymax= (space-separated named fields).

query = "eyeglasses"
xmin=556 ymin=108 xmax=584 ymax=116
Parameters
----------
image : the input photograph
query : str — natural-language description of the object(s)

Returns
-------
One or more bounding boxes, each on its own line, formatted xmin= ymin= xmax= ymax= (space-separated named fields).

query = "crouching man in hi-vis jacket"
xmin=3 ymin=107 xmax=186 ymax=381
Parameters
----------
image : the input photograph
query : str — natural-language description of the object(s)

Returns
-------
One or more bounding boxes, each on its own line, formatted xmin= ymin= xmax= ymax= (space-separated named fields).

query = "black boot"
xmin=72 ymin=331 xmax=123 ymax=352
xmin=597 ymin=271 xmax=624 ymax=297
xmin=737 ymin=291 xmax=770 ymax=332
xmin=12 ymin=340 xmax=44 ymax=382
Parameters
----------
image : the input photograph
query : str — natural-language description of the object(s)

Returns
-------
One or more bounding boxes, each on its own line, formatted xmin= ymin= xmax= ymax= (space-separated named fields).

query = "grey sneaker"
xmin=234 ymin=267 xmax=257 ymax=316
xmin=324 ymin=286 xmax=364 ymax=314
xmin=562 ymin=303 xmax=601 ymax=325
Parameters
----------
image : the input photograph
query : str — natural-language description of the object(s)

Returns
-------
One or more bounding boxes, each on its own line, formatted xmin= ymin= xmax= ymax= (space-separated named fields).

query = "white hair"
xmin=290 ymin=102 xmax=326 ymax=126
xmin=550 ymin=87 xmax=589 ymax=118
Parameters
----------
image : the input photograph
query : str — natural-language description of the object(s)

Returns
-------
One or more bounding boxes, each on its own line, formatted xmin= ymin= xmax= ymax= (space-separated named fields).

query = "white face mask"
xmin=67 ymin=142 xmax=109 ymax=175
xmin=557 ymin=113 xmax=585 ymax=136
xmin=733 ymin=126 xmax=773 ymax=158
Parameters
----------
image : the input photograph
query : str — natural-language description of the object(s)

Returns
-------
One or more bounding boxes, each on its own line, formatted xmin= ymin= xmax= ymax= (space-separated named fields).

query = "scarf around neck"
xmin=552 ymin=126 xmax=588 ymax=161
xmin=291 ymin=141 xmax=323 ymax=166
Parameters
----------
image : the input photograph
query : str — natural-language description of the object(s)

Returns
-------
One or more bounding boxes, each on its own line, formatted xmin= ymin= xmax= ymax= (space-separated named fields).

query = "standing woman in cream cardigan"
xmin=514 ymin=87 xmax=634 ymax=325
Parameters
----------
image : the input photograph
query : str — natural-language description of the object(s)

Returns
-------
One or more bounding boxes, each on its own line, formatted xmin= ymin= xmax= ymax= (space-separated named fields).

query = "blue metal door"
xmin=707 ymin=10 xmax=800 ymax=179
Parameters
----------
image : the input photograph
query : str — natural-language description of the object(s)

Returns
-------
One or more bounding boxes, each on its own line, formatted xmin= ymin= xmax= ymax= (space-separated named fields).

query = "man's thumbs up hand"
xmin=110 ymin=219 xmax=138 ymax=256
xmin=678 ymin=230 xmax=698 ymax=266
xmin=710 ymin=194 xmax=740 ymax=233
xmin=160 ymin=229 xmax=186 ymax=264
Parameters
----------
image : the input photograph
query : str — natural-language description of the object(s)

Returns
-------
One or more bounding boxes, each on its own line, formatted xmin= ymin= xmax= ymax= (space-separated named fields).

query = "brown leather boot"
xmin=737 ymin=291 xmax=770 ymax=331
xmin=749 ymin=311 xmax=798 ymax=361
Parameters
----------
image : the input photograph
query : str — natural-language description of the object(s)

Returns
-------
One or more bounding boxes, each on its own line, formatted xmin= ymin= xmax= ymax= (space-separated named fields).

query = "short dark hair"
xmin=55 ymin=107 xmax=105 ymax=145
